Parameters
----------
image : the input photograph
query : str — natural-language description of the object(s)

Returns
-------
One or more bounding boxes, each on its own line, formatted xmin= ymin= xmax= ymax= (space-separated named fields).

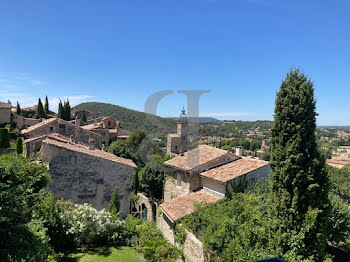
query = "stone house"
xmin=81 ymin=117 xmax=130 ymax=146
xmin=0 ymin=102 xmax=12 ymax=125
xmin=40 ymin=137 xmax=136 ymax=217
xmin=72 ymin=109 xmax=94 ymax=121
xmin=158 ymin=144 xmax=270 ymax=244
xmin=22 ymin=117 xmax=102 ymax=155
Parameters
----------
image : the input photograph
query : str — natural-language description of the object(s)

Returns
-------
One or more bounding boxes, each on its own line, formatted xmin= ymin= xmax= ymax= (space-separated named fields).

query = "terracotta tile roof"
xmin=81 ymin=123 xmax=102 ymax=131
xmin=164 ymin=145 xmax=239 ymax=172
xmin=25 ymin=133 xmax=89 ymax=149
xmin=42 ymin=138 xmax=137 ymax=168
xmin=160 ymin=189 xmax=222 ymax=222
xmin=200 ymin=158 xmax=269 ymax=183
xmin=21 ymin=118 xmax=56 ymax=134
xmin=0 ymin=102 xmax=12 ymax=109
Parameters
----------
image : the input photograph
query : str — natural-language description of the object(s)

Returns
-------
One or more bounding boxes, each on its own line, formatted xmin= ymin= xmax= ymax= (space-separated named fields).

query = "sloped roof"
xmin=81 ymin=123 xmax=104 ymax=131
xmin=164 ymin=145 xmax=239 ymax=172
xmin=0 ymin=102 xmax=12 ymax=109
xmin=200 ymin=158 xmax=269 ymax=183
xmin=160 ymin=189 xmax=222 ymax=222
xmin=21 ymin=118 xmax=56 ymax=134
xmin=42 ymin=138 xmax=137 ymax=168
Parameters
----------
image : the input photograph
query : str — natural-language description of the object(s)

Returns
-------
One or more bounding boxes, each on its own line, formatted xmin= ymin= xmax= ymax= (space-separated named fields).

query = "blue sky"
xmin=0 ymin=0 xmax=349 ymax=125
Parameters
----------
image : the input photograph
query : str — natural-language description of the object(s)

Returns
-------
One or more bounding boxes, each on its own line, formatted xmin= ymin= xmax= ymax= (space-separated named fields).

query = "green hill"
xmin=73 ymin=102 xmax=177 ymax=133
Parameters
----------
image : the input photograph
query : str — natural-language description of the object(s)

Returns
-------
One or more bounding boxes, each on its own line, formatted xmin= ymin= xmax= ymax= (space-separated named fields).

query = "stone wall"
xmin=0 ymin=148 xmax=15 ymax=155
xmin=157 ymin=212 xmax=175 ymax=244
xmin=183 ymin=232 xmax=205 ymax=262
xmin=12 ymin=113 xmax=41 ymax=129
xmin=201 ymin=177 xmax=225 ymax=195
xmin=41 ymin=141 xmax=134 ymax=217
xmin=0 ymin=108 xmax=11 ymax=125
xmin=164 ymin=171 xmax=189 ymax=202
xmin=137 ymin=193 xmax=157 ymax=221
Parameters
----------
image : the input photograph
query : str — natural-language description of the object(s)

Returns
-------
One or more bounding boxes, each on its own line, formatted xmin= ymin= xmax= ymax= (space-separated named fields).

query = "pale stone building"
xmin=158 ymin=144 xmax=270 ymax=244
xmin=22 ymin=118 xmax=102 ymax=155
xmin=40 ymin=137 xmax=136 ymax=217
xmin=166 ymin=108 xmax=188 ymax=155
xmin=0 ymin=102 xmax=12 ymax=125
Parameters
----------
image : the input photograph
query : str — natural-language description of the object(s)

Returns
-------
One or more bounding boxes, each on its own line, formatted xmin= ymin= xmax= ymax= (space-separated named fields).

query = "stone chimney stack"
xmin=235 ymin=146 xmax=242 ymax=157
xmin=89 ymin=138 xmax=95 ymax=150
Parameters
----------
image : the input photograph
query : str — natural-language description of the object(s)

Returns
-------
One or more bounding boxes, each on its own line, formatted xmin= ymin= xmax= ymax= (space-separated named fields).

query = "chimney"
xmin=89 ymin=138 xmax=95 ymax=150
xmin=94 ymin=118 xmax=97 ymax=126
xmin=75 ymin=116 xmax=80 ymax=128
xmin=235 ymin=146 xmax=242 ymax=157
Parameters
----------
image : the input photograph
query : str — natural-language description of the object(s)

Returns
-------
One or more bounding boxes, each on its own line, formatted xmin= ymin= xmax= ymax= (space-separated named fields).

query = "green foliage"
xmin=132 ymin=171 xmax=140 ymax=194
xmin=327 ymin=164 xmax=350 ymax=200
xmin=16 ymin=137 xmax=23 ymax=154
xmin=0 ymin=218 xmax=56 ymax=262
xmin=122 ymin=215 xmax=143 ymax=246
xmin=35 ymin=98 xmax=47 ymax=119
xmin=327 ymin=193 xmax=350 ymax=245
xmin=109 ymin=184 xmax=120 ymax=215
xmin=174 ymin=223 xmax=187 ymax=245
xmin=270 ymin=68 xmax=329 ymax=260
xmin=135 ymin=221 xmax=181 ymax=262
xmin=58 ymin=99 xmax=71 ymax=121
xmin=33 ymin=192 xmax=70 ymax=251
xmin=138 ymin=165 xmax=164 ymax=200
xmin=81 ymin=110 xmax=87 ymax=122
xmin=0 ymin=154 xmax=53 ymax=261
xmin=73 ymin=102 xmax=177 ymax=133
xmin=0 ymin=128 xmax=10 ymax=148
xmin=181 ymin=193 xmax=319 ymax=262
xmin=16 ymin=101 xmax=21 ymax=115
xmin=44 ymin=96 xmax=49 ymax=114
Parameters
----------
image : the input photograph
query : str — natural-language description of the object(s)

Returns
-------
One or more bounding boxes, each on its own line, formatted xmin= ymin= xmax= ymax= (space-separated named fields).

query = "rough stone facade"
xmin=183 ymin=232 xmax=205 ymax=262
xmin=40 ymin=139 xmax=135 ymax=217
xmin=0 ymin=102 xmax=11 ymax=125
xmin=12 ymin=113 xmax=41 ymax=129
xmin=167 ymin=109 xmax=188 ymax=155
xmin=22 ymin=118 xmax=102 ymax=147
xmin=157 ymin=212 xmax=175 ymax=244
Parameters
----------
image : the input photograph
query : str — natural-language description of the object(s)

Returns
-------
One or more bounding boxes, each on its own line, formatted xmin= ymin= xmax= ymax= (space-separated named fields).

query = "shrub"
xmin=109 ymin=184 xmax=120 ymax=215
xmin=0 ymin=128 xmax=10 ymax=148
xmin=154 ymin=243 xmax=183 ymax=262
xmin=16 ymin=137 xmax=23 ymax=154
xmin=60 ymin=203 xmax=124 ymax=246
xmin=122 ymin=215 xmax=142 ymax=246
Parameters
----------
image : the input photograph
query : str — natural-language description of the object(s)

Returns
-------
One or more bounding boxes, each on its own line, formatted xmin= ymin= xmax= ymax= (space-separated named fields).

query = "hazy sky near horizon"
xmin=1 ymin=0 xmax=349 ymax=125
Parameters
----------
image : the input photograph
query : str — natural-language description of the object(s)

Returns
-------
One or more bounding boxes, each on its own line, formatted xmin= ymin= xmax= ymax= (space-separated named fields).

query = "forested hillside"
xmin=74 ymin=102 xmax=177 ymax=133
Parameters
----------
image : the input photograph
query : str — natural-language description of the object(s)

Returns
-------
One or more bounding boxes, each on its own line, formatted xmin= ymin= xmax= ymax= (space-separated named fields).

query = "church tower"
xmin=177 ymin=107 xmax=188 ymax=154
xmin=166 ymin=108 xmax=188 ymax=155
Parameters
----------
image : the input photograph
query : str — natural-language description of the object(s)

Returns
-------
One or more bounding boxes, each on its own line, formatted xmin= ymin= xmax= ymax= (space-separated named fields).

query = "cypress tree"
xmin=270 ymin=68 xmax=329 ymax=260
xmin=16 ymin=137 xmax=23 ymax=154
xmin=35 ymin=98 xmax=47 ymax=119
xmin=58 ymin=100 xmax=63 ymax=119
xmin=0 ymin=128 xmax=10 ymax=148
xmin=63 ymin=99 xmax=71 ymax=121
xmin=16 ymin=101 xmax=21 ymax=115
xmin=81 ymin=111 xmax=87 ymax=122
xmin=44 ymin=96 xmax=49 ymax=115
xmin=132 ymin=171 xmax=139 ymax=194
xmin=109 ymin=184 xmax=120 ymax=215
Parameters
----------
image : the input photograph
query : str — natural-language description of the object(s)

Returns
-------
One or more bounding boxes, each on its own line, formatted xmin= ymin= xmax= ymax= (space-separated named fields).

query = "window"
xmin=175 ymin=145 xmax=178 ymax=151
xmin=177 ymin=173 xmax=182 ymax=187
xmin=108 ymin=121 xmax=111 ymax=126
xmin=50 ymin=126 xmax=54 ymax=131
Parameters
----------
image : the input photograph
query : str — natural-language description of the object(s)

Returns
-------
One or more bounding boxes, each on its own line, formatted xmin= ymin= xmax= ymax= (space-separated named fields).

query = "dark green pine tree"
xmin=63 ymin=99 xmax=71 ymax=121
xmin=270 ymin=68 xmax=329 ymax=260
xmin=81 ymin=111 xmax=87 ymax=122
xmin=109 ymin=184 xmax=120 ymax=215
xmin=35 ymin=98 xmax=47 ymax=119
xmin=16 ymin=101 xmax=21 ymax=115
xmin=58 ymin=100 xmax=63 ymax=119
xmin=132 ymin=171 xmax=139 ymax=194
xmin=16 ymin=137 xmax=23 ymax=154
xmin=44 ymin=96 xmax=49 ymax=115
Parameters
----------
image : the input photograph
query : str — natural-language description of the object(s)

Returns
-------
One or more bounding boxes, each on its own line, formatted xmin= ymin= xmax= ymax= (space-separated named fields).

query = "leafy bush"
xmin=328 ymin=193 xmax=350 ymax=245
xmin=135 ymin=221 xmax=181 ymax=262
xmin=60 ymin=203 xmax=124 ymax=246
xmin=328 ymin=164 xmax=350 ymax=200
xmin=0 ymin=218 xmax=56 ymax=262
xmin=122 ymin=215 xmax=142 ymax=246
xmin=0 ymin=128 xmax=10 ymax=148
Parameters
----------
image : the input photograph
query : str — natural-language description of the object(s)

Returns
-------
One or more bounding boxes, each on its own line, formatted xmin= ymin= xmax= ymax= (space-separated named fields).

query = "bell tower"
xmin=177 ymin=107 xmax=188 ymax=153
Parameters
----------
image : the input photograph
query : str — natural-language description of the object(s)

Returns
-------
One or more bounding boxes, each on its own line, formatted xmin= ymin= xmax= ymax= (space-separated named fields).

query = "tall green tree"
xmin=109 ymin=184 xmax=120 ymax=215
xmin=0 ymin=128 xmax=10 ymax=148
xmin=63 ymin=99 xmax=71 ymax=121
xmin=44 ymin=96 xmax=49 ymax=115
xmin=58 ymin=100 xmax=63 ymax=119
xmin=16 ymin=137 xmax=23 ymax=154
xmin=132 ymin=171 xmax=139 ymax=194
xmin=16 ymin=101 xmax=21 ymax=115
xmin=35 ymin=98 xmax=47 ymax=119
xmin=81 ymin=111 xmax=87 ymax=122
xmin=270 ymin=68 xmax=329 ymax=260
